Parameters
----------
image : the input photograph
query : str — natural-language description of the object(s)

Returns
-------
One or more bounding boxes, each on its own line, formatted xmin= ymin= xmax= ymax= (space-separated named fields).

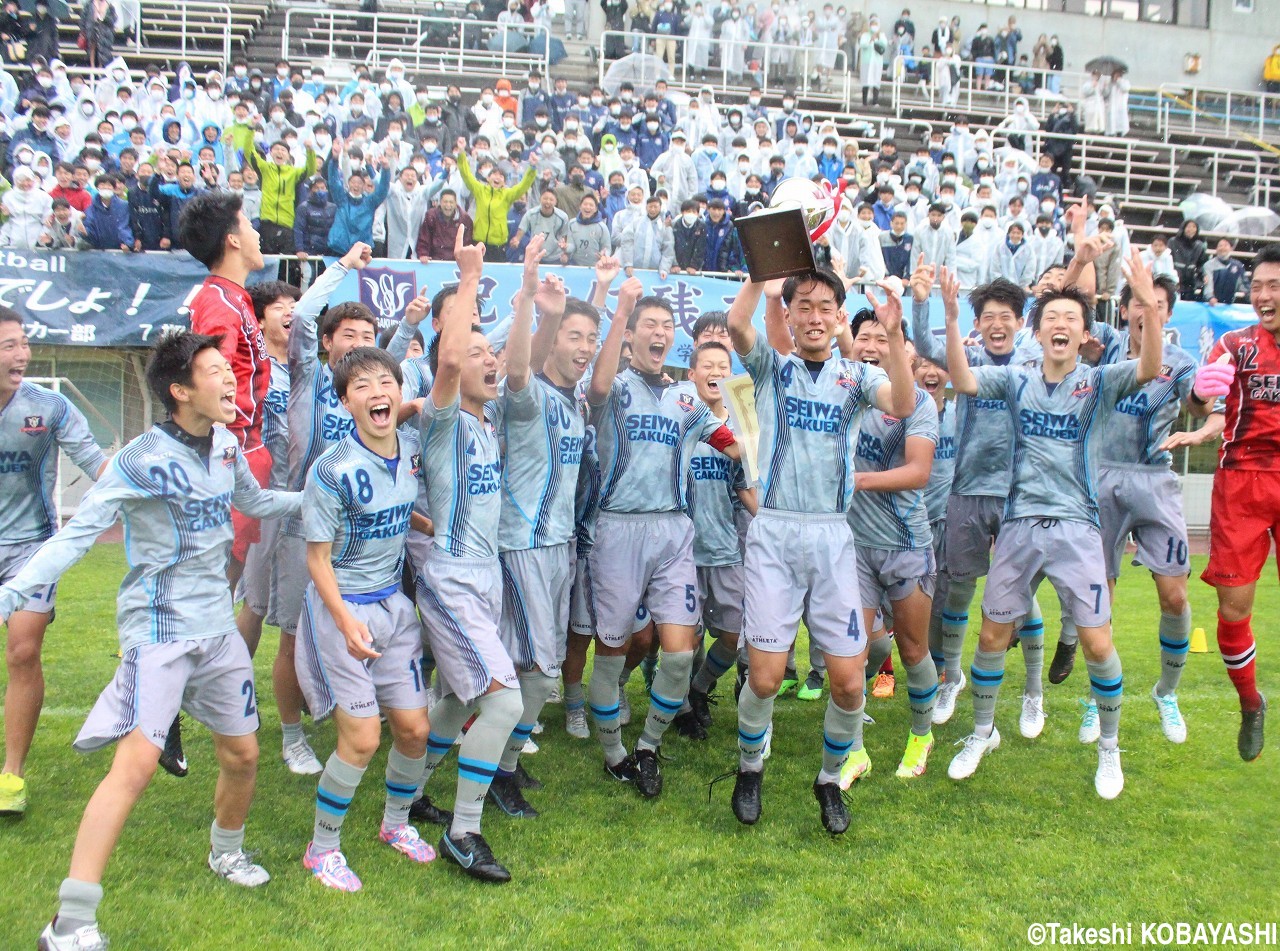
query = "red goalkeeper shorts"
xmin=1202 ymin=467 xmax=1280 ymax=588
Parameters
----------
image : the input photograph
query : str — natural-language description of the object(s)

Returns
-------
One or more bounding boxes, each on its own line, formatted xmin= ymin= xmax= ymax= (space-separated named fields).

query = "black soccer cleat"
xmin=513 ymin=762 xmax=543 ymax=791
xmin=688 ymin=686 xmax=714 ymax=730
xmin=1049 ymin=640 xmax=1078 ymax=685
xmin=487 ymin=774 xmax=539 ymax=819
xmin=731 ymin=767 xmax=763 ymax=825
xmin=812 ymin=777 xmax=850 ymax=835
xmin=673 ymin=710 xmax=708 ymax=740
xmin=1239 ymin=694 xmax=1266 ymax=762
xmin=409 ymin=794 xmax=454 ymax=827
xmin=604 ymin=754 xmax=639 ymax=784
xmin=159 ymin=714 xmax=188 ymax=778
xmin=633 ymin=747 xmax=663 ymax=799
xmin=439 ymin=831 xmax=512 ymax=883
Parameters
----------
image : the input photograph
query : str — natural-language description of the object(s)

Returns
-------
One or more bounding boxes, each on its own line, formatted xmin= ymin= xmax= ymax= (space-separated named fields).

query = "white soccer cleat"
xmin=283 ymin=736 xmax=323 ymax=776
xmin=37 ymin=920 xmax=107 ymax=951
xmin=531 ymin=720 xmax=545 ymax=735
xmin=1019 ymin=694 xmax=1046 ymax=739
xmin=522 ymin=737 xmax=540 ymax=754
xmin=209 ymin=849 xmax=271 ymax=887
xmin=761 ymin=722 xmax=773 ymax=761
xmin=1151 ymin=686 xmax=1187 ymax=744
xmin=947 ymin=727 xmax=1001 ymax=780
xmin=547 ymin=684 xmax=563 ymax=704
xmin=932 ymin=670 xmax=966 ymax=724
xmin=1078 ymin=698 xmax=1100 ymax=744
xmin=618 ymin=691 xmax=632 ymax=726
xmin=1095 ymin=744 xmax=1124 ymax=800
xmin=565 ymin=707 xmax=590 ymax=739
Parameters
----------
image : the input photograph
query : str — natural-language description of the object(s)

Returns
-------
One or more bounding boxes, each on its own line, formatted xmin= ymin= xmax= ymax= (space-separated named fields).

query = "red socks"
xmin=1217 ymin=613 xmax=1262 ymax=711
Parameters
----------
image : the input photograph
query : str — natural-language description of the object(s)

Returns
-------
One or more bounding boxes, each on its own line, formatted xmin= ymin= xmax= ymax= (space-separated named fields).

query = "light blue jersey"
xmin=912 ymin=298 xmax=1037 ymax=499
xmin=0 ymin=381 xmax=106 ymax=544
xmin=420 ymin=395 xmax=502 ymax=559
xmin=0 ymin=424 xmax=300 ymax=650
xmin=972 ymin=360 xmax=1142 ymax=526
xmin=741 ymin=333 xmax=887 ymax=514
xmin=687 ymin=427 xmax=748 ymax=567
xmin=593 ymin=370 xmax=723 ymax=514
xmin=283 ymin=263 xmax=354 ymax=535
xmin=848 ymin=387 xmax=938 ymax=550
xmin=924 ymin=399 xmax=956 ymax=524
xmin=304 ymin=433 xmax=419 ymax=598
xmin=262 ymin=357 xmax=290 ymax=490
xmin=574 ymin=425 xmax=600 ymax=556
xmin=498 ymin=373 xmax=586 ymax=552
xmin=1098 ymin=334 xmax=1197 ymax=469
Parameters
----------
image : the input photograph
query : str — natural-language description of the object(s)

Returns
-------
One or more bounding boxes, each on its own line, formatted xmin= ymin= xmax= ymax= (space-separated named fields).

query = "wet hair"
xmin=427 ymin=322 xmax=485 ymax=376
xmin=627 ymin=295 xmax=674 ymax=331
xmin=689 ymin=340 xmax=731 ymax=369
xmin=332 ymin=346 xmax=403 ymax=400
xmin=968 ymin=279 xmax=1026 ymax=323
xmin=1119 ymin=274 xmax=1178 ymax=312
xmin=146 ymin=330 xmax=224 ymax=413
xmin=179 ymin=190 xmax=245 ymax=270
xmin=562 ymin=297 xmax=602 ymax=327
xmin=319 ymin=301 xmax=378 ymax=342
xmin=781 ymin=268 xmax=847 ymax=308
xmin=247 ymin=280 xmax=301 ymax=323
xmin=1029 ymin=285 xmax=1094 ymax=332
xmin=691 ymin=310 xmax=728 ymax=342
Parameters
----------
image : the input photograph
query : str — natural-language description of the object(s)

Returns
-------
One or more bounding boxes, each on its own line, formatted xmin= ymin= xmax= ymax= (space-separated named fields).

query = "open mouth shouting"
xmin=369 ymin=400 xmax=392 ymax=426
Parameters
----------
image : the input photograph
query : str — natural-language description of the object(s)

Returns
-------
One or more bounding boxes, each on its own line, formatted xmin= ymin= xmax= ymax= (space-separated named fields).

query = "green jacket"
xmin=246 ymin=147 xmax=317 ymax=229
xmin=457 ymin=153 xmax=535 ymax=246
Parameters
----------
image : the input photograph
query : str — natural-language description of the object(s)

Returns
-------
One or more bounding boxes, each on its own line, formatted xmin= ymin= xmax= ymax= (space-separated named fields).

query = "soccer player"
xmin=943 ymin=252 xmax=1163 ymax=799
xmin=909 ymin=265 xmax=1047 ymax=731
xmin=411 ymin=229 xmax=524 ymax=882
xmin=583 ymin=280 xmax=739 ymax=799
xmin=0 ymin=309 xmax=108 ymax=816
xmin=677 ymin=341 xmax=757 ymax=738
xmin=296 ymin=347 xmax=436 ymax=892
xmin=271 ymin=243 xmax=378 ymax=775
xmin=1191 ymin=243 xmax=1280 ymax=761
xmin=726 ymin=270 xmax=915 ymax=834
xmin=2 ymin=331 xmax=301 ymax=950
xmin=1069 ymin=274 xmax=1209 ymax=744
xmin=844 ymin=308 xmax=940 ymax=781
xmin=489 ymin=237 xmax=594 ymax=817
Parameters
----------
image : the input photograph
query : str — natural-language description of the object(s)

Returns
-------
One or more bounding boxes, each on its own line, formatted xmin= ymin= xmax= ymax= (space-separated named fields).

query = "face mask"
xmin=541 ymin=143 xmax=556 ymax=155
xmin=481 ymin=94 xmax=493 ymax=105
xmin=564 ymin=137 xmax=578 ymax=149
xmin=379 ymin=84 xmax=392 ymax=96
xmin=748 ymin=96 xmax=760 ymax=106
xmin=571 ymin=175 xmax=584 ymax=185
xmin=277 ymin=68 xmax=288 ymax=79
xmin=610 ymin=105 xmax=622 ymax=116
xmin=711 ymin=180 xmax=725 ymax=190
xmin=1041 ymin=201 xmax=1054 ymax=214
xmin=424 ymin=141 xmax=438 ymax=153
xmin=416 ymin=93 xmax=431 ymax=106
xmin=837 ymin=210 xmax=852 ymax=224
xmin=646 ymin=122 xmax=659 ymax=133
xmin=859 ymin=219 xmax=874 ymax=230
xmin=389 ymin=130 xmax=402 ymax=142
xmin=350 ymin=105 xmax=363 ymax=116
xmin=824 ymin=146 xmax=836 ymax=157
xmin=502 ymin=118 xmax=515 ymax=128
xmin=316 ymin=135 xmax=331 ymax=150
xmin=271 ymin=113 xmax=284 ymax=124
xmin=1038 ymin=226 xmax=1051 ymax=236
xmin=84 ymin=158 xmax=101 ymax=171
xmin=783 ymin=99 xmax=795 ymax=110
xmin=234 ymin=66 xmax=247 ymax=77
xmin=591 ymin=95 xmax=603 ymax=106
xmin=310 ymin=190 xmax=327 ymax=204
xmin=906 ymin=192 xmax=919 ymax=203
xmin=80 ymin=103 xmax=94 ymax=116
xmin=528 ymin=82 xmax=541 ymax=92
xmin=535 ymin=116 xmax=548 ymax=128
xmin=738 ymin=161 xmax=750 ymax=172
xmin=793 ymin=146 xmax=806 ymax=156
xmin=682 ymin=212 xmax=697 ymax=225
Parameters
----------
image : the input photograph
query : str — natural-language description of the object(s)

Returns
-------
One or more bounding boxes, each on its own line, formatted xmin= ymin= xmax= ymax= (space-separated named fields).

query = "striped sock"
xmin=905 ymin=656 xmax=939 ymax=735
xmin=736 ymin=683 xmax=774 ymax=772
xmin=1157 ymin=607 xmax=1191 ymax=696
xmin=1087 ymin=649 xmax=1124 ymax=745
xmin=970 ymin=649 xmax=1006 ymax=737
xmin=451 ymin=687 xmax=523 ymax=838
xmin=942 ymin=577 xmax=976 ymax=684
xmin=589 ymin=653 xmax=627 ymax=766
xmin=499 ymin=670 xmax=557 ymax=773
xmin=313 ymin=753 xmax=366 ymax=852
xmin=415 ymin=693 xmax=471 ymax=798
xmin=818 ymin=698 xmax=862 ymax=783
xmin=383 ymin=746 xmax=426 ymax=831
xmin=691 ymin=637 xmax=737 ymax=693
xmin=1019 ymin=602 xmax=1045 ymax=699
xmin=1217 ymin=613 xmax=1260 ymax=710
xmin=637 ymin=649 xmax=694 ymax=752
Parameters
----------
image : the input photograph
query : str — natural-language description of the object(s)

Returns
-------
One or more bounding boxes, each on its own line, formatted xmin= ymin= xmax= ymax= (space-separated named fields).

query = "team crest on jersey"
xmin=20 ymin=415 xmax=46 ymax=435
xmin=676 ymin=393 xmax=695 ymax=412
xmin=836 ymin=367 xmax=858 ymax=389
xmin=1158 ymin=364 xmax=1173 ymax=380
xmin=1072 ymin=379 xmax=1093 ymax=399
xmin=222 ymin=445 xmax=238 ymax=466
xmin=410 ymin=453 xmax=421 ymax=476
xmin=881 ymin=414 xmax=900 ymax=426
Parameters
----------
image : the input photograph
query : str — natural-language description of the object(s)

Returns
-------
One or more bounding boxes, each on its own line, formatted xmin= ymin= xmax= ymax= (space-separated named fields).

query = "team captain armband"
xmin=707 ymin=425 xmax=737 ymax=453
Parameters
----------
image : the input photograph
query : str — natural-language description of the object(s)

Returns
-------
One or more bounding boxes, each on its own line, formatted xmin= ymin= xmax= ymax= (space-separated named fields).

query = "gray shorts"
xmin=930 ymin=518 xmax=950 ymax=605
xmin=75 ymin=634 xmax=259 ymax=753
xmin=499 ymin=542 xmax=573 ymax=676
xmin=856 ymin=545 xmax=937 ymax=605
xmin=272 ymin=532 xmax=309 ymax=635
xmin=943 ymin=494 xmax=1006 ymax=582
xmin=0 ymin=540 xmax=55 ymax=614
xmin=239 ymin=516 xmax=281 ymax=617
xmin=295 ymin=586 xmax=428 ymax=721
xmin=415 ymin=551 xmax=518 ymax=705
xmin=743 ymin=510 xmax=867 ymax=658
xmin=1098 ymin=466 xmax=1190 ymax=581
xmin=697 ymin=563 xmax=745 ymax=635
xmin=405 ymin=529 xmax=434 ymax=578
xmin=588 ymin=512 xmax=698 ymax=647
xmin=982 ymin=517 xmax=1111 ymax=628
xmin=570 ymin=549 xmax=651 ymax=638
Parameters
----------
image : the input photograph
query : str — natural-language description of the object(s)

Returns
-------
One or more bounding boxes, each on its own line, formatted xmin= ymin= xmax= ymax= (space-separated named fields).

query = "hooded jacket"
xmin=81 ymin=191 xmax=133 ymax=249
xmin=326 ymin=161 xmax=391 ymax=253
xmin=128 ymin=174 xmax=168 ymax=249
xmin=293 ymin=188 xmax=337 ymax=254
xmin=456 ymin=151 xmax=535 ymax=246
xmin=246 ymin=145 xmax=316 ymax=230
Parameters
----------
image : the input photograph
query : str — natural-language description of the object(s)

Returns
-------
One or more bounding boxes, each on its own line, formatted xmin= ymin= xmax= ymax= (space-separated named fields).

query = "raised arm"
xmin=386 ymin=288 xmax=431 ymax=361
xmin=592 ymin=253 xmax=621 ymax=309
xmin=944 ymin=267 xmax=979 ymax=396
xmin=529 ymin=273 xmax=567 ymax=375
xmin=762 ymin=278 xmax=793 ymax=354
xmin=586 ymin=275 xmax=643 ymax=406
xmin=430 ymin=226 xmax=486 ymax=410
xmin=505 ymin=233 xmax=548 ymax=392
xmin=865 ymin=281 xmax=915 ymax=419
xmin=1122 ymin=248 xmax=1163 ymax=385
xmin=727 ymin=276 xmax=764 ymax=356
xmin=909 ymin=262 xmax=947 ymax=367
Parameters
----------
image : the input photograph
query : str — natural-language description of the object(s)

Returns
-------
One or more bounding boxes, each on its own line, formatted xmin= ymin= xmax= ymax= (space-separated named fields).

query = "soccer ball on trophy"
xmin=767 ymin=178 xmax=841 ymax=242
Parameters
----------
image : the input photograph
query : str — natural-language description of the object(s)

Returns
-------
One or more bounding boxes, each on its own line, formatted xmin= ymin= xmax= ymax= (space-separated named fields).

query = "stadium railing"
xmin=280 ymin=6 xmax=550 ymax=79
xmin=1154 ymin=82 xmax=1280 ymax=143
xmin=889 ymin=53 xmax=1090 ymax=123
xmin=54 ymin=0 xmax=262 ymax=68
xmin=596 ymin=30 xmax=851 ymax=105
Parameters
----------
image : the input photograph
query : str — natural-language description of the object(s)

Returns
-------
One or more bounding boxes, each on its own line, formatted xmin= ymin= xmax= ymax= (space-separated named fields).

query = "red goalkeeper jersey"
xmin=1208 ymin=324 xmax=1280 ymax=471
xmin=188 ymin=275 xmax=268 ymax=452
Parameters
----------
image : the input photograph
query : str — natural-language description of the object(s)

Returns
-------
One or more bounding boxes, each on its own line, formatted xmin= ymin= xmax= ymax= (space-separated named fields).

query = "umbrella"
xmin=602 ymin=53 xmax=672 ymax=96
xmin=1178 ymin=193 xmax=1233 ymax=231
xmin=1216 ymin=207 xmax=1280 ymax=237
xmin=19 ymin=0 xmax=69 ymax=18
xmin=1084 ymin=55 xmax=1128 ymax=75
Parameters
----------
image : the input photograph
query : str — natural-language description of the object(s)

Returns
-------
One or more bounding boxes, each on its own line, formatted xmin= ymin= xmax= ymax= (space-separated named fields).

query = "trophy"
xmin=735 ymin=178 xmax=841 ymax=282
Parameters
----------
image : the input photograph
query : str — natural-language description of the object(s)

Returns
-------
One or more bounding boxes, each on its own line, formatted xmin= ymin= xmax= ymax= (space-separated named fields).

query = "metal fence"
xmin=1155 ymin=82 xmax=1280 ymax=143
xmin=130 ymin=0 xmax=233 ymax=66
xmin=889 ymin=53 xmax=1090 ymax=122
